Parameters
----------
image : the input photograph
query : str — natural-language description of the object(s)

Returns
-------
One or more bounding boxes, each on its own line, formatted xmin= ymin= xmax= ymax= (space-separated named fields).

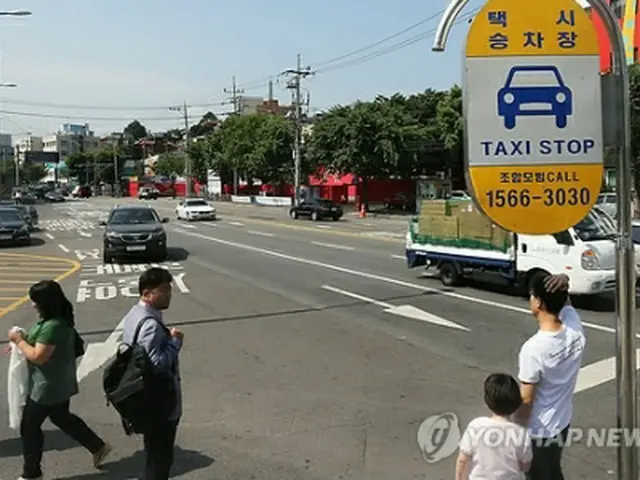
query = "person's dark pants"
xmin=141 ymin=418 xmax=179 ymax=480
xmin=526 ymin=425 xmax=570 ymax=480
xmin=21 ymin=397 xmax=105 ymax=478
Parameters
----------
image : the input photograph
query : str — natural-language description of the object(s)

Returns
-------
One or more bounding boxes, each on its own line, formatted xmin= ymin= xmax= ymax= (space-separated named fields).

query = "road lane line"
xmin=574 ymin=352 xmax=640 ymax=393
xmin=228 ymin=221 xmax=245 ymax=227
xmin=180 ymin=223 xmax=196 ymax=229
xmin=59 ymin=244 xmax=70 ymax=253
xmin=311 ymin=241 xmax=354 ymax=251
xmin=77 ymin=230 xmax=91 ymax=238
xmin=248 ymin=230 xmax=275 ymax=237
xmin=45 ymin=233 xmax=54 ymax=240
xmin=391 ymin=254 xmax=405 ymax=260
xmin=322 ymin=285 xmax=392 ymax=308
xmin=0 ymin=253 xmax=81 ymax=318
xmin=315 ymin=225 xmax=332 ymax=229
xmin=172 ymin=227 xmax=628 ymax=339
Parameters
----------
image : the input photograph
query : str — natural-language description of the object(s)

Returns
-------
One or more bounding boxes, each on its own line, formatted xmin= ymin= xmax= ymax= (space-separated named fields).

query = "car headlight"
xmin=581 ymin=249 xmax=600 ymax=270
xmin=152 ymin=229 xmax=165 ymax=237
xmin=105 ymin=231 xmax=119 ymax=239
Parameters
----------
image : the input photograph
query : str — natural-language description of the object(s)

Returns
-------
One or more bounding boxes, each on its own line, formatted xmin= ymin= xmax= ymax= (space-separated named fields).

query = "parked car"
xmin=12 ymin=204 xmax=38 ymax=230
xmin=100 ymin=204 xmax=169 ymax=263
xmin=72 ymin=185 xmax=91 ymax=198
xmin=44 ymin=190 xmax=66 ymax=202
xmin=138 ymin=186 xmax=159 ymax=200
xmin=289 ymin=198 xmax=343 ymax=221
xmin=0 ymin=207 xmax=31 ymax=246
xmin=175 ymin=198 xmax=216 ymax=221
xmin=383 ymin=192 xmax=415 ymax=211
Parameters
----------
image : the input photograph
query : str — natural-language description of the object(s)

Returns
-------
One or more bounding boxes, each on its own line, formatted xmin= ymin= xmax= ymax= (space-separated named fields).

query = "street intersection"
xmin=0 ymin=198 xmax=630 ymax=479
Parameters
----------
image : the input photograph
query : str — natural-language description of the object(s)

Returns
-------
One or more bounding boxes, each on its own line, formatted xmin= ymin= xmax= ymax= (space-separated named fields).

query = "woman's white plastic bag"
xmin=7 ymin=341 xmax=28 ymax=430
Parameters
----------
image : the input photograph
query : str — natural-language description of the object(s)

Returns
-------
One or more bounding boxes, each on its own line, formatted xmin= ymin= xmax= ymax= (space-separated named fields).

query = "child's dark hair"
xmin=484 ymin=373 xmax=522 ymax=416
xmin=529 ymin=273 xmax=567 ymax=316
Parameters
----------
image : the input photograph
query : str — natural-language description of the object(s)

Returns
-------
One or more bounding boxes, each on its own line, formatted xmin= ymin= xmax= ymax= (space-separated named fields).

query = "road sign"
xmin=464 ymin=0 xmax=603 ymax=235
xmin=25 ymin=151 xmax=60 ymax=164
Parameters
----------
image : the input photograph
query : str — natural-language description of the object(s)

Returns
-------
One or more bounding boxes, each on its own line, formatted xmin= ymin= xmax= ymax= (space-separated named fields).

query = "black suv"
xmin=0 ymin=207 xmax=31 ymax=246
xmin=289 ymin=198 xmax=343 ymax=221
xmin=100 ymin=205 xmax=169 ymax=263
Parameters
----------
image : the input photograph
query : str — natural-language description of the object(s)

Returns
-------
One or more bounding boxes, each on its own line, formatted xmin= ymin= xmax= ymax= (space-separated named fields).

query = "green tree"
xmin=20 ymin=163 xmax=48 ymax=183
xmin=66 ymin=152 xmax=95 ymax=182
xmin=211 ymin=114 xmax=294 ymax=185
xmin=190 ymin=112 xmax=219 ymax=138
xmin=155 ymin=152 xmax=185 ymax=177
xmin=123 ymin=120 xmax=148 ymax=141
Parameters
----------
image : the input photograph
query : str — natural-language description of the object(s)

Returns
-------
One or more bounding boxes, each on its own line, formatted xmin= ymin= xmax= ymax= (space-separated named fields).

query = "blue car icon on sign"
xmin=497 ymin=65 xmax=572 ymax=130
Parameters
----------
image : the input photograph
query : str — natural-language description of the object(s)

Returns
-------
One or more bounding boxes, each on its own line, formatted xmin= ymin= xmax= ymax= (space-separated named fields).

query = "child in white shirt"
xmin=455 ymin=373 xmax=532 ymax=479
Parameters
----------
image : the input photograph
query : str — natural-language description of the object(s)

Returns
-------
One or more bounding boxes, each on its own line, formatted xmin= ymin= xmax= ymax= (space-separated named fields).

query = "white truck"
xmin=405 ymin=207 xmax=638 ymax=296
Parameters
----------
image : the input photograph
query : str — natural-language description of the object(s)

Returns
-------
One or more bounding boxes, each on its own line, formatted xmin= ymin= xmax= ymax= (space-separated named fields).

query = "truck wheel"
xmin=439 ymin=262 xmax=460 ymax=287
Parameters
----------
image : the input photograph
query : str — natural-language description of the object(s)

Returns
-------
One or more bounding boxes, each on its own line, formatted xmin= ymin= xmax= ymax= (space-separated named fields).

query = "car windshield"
xmin=0 ymin=209 xmax=22 ymax=222
xmin=510 ymin=69 xmax=559 ymax=87
xmin=186 ymin=200 xmax=208 ymax=207
xmin=574 ymin=210 xmax=615 ymax=242
xmin=109 ymin=208 xmax=157 ymax=225
xmin=315 ymin=199 xmax=334 ymax=206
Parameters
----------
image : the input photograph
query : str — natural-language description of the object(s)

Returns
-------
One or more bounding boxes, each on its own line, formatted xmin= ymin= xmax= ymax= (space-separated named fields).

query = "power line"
xmin=0 ymin=98 xmax=228 ymax=111
xmin=0 ymin=109 xmax=228 ymax=122
xmin=317 ymin=9 xmax=479 ymax=74
xmin=312 ymin=9 xmax=447 ymax=68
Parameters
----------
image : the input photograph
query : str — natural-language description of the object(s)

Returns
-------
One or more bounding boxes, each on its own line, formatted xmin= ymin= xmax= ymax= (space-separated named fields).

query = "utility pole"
xmin=224 ymin=76 xmax=243 ymax=194
xmin=14 ymin=144 xmax=19 ymax=186
xmin=112 ymin=142 xmax=118 ymax=196
xmin=282 ymin=54 xmax=313 ymax=206
xmin=169 ymin=101 xmax=192 ymax=197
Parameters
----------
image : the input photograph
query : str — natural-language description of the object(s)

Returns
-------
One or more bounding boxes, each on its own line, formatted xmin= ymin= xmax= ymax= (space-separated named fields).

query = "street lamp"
xmin=0 ymin=10 xmax=32 ymax=16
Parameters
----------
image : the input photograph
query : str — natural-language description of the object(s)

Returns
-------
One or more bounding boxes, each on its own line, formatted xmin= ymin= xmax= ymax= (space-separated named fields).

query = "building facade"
xmin=589 ymin=0 xmax=638 ymax=72
xmin=42 ymin=123 xmax=99 ymax=158
xmin=15 ymin=136 xmax=43 ymax=165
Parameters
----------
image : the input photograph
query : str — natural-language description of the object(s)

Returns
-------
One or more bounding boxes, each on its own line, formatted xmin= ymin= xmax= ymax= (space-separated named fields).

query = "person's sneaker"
xmin=92 ymin=443 xmax=112 ymax=468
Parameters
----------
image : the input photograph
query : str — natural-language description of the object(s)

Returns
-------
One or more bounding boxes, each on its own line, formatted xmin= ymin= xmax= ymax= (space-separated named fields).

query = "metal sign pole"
xmin=432 ymin=1 xmax=636 ymax=478
xmin=587 ymin=2 xmax=638 ymax=478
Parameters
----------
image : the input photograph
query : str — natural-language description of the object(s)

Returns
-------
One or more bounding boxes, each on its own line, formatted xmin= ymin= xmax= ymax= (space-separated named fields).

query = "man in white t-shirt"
xmin=515 ymin=273 xmax=585 ymax=479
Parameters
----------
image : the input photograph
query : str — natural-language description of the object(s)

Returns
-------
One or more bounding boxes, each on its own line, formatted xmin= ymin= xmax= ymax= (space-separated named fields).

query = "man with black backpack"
xmin=113 ymin=267 xmax=184 ymax=479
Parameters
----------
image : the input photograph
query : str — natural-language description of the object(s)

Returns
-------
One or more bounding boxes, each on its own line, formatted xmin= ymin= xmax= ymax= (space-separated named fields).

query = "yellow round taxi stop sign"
xmin=464 ymin=0 xmax=603 ymax=235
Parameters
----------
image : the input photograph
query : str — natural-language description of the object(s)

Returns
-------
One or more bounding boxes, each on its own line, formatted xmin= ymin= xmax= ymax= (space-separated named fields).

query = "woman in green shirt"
xmin=7 ymin=280 xmax=112 ymax=480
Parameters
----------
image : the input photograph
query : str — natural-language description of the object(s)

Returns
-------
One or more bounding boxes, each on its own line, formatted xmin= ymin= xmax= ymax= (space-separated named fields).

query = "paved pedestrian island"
xmin=0 ymin=252 xmax=80 ymax=319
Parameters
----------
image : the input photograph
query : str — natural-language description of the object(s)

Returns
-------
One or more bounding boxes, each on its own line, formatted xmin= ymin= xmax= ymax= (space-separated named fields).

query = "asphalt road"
xmin=0 ymin=198 xmax=630 ymax=479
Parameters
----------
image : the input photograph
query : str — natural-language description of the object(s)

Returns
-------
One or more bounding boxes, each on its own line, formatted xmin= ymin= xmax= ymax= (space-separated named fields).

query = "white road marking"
xmin=574 ymin=351 xmax=640 ymax=393
xmin=77 ymin=317 xmax=126 ymax=381
xmin=391 ymin=254 xmax=405 ymax=260
xmin=311 ymin=241 xmax=354 ymax=251
xmin=229 ymin=221 xmax=245 ymax=227
xmin=315 ymin=225 xmax=332 ymax=229
xmin=170 ymin=228 xmax=628 ymax=338
xmin=77 ymin=230 xmax=91 ymax=238
xmin=322 ymin=285 xmax=469 ymax=332
xmin=58 ymin=244 xmax=70 ymax=253
xmin=44 ymin=233 xmax=54 ymax=240
xmin=248 ymin=230 xmax=275 ymax=237
xmin=180 ymin=223 xmax=196 ymax=229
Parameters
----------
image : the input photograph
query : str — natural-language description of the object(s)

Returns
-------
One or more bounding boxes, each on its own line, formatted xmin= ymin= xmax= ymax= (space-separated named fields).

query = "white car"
xmin=175 ymin=198 xmax=216 ymax=221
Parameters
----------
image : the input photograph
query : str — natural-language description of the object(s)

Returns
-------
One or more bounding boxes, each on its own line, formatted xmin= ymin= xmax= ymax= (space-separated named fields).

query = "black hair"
xmin=138 ymin=267 xmax=173 ymax=295
xmin=484 ymin=373 xmax=523 ymax=416
xmin=29 ymin=280 xmax=75 ymax=326
xmin=529 ymin=274 xmax=567 ymax=316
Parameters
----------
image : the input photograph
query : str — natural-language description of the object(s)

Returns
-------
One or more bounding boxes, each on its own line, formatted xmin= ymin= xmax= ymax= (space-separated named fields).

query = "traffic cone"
xmin=359 ymin=203 xmax=366 ymax=218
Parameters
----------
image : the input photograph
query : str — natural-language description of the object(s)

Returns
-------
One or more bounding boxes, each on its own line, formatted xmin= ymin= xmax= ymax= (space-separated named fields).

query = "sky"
xmin=0 ymin=0 xmax=488 ymax=139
